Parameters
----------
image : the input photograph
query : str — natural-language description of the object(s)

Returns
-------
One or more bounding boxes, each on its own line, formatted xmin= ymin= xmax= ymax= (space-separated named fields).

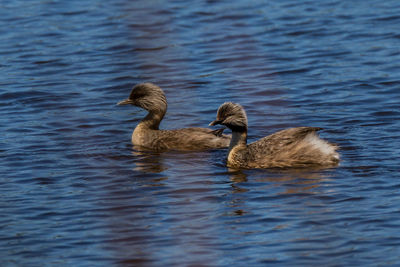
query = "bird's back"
xmin=133 ymin=126 xmax=231 ymax=151
xmin=228 ymin=127 xmax=339 ymax=168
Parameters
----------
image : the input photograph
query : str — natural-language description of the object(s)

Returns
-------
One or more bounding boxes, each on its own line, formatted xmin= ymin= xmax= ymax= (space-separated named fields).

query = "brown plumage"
xmin=210 ymin=102 xmax=340 ymax=169
xmin=117 ymin=83 xmax=230 ymax=151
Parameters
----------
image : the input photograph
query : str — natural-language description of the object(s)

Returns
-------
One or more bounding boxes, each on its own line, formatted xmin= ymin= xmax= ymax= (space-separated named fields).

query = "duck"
xmin=210 ymin=102 xmax=339 ymax=169
xmin=117 ymin=83 xmax=230 ymax=151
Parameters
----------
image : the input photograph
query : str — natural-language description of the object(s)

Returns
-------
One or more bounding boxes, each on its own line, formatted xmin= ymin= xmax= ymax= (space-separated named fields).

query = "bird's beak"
xmin=117 ymin=99 xmax=133 ymax=105
xmin=209 ymin=119 xmax=222 ymax=126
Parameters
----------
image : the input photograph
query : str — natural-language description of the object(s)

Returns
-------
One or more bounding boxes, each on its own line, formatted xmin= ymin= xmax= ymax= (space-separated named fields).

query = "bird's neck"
xmin=138 ymin=110 xmax=165 ymax=130
xmin=228 ymin=129 xmax=247 ymax=153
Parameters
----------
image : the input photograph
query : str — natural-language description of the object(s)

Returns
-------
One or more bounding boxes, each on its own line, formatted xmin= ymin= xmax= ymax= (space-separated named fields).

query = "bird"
xmin=117 ymin=83 xmax=230 ymax=151
xmin=210 ymin=102 xmax=339 ymax=169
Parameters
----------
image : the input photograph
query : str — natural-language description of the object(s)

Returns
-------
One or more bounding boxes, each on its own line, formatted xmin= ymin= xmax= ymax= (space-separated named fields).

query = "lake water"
xmin=2 ymin=0 xmax=400 ymax=266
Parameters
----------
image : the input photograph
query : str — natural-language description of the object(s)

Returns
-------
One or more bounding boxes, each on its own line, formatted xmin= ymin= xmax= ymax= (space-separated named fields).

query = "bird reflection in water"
xmin=131 ymin=147 xmax=169 ymax=174
xmin=224 ymin=168 xmax=333 ymax=220
xmin=228 ymin=168 xmax=331 ymax=195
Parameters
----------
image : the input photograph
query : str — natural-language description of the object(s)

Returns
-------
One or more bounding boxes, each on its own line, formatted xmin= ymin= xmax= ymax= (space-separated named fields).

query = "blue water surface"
xmin=1 ymin=0 xmax=400 ymax=266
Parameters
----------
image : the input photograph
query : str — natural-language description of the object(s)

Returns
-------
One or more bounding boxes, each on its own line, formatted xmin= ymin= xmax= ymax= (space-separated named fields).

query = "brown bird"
xmin=210 ymin=102 xmax=339 ymax=169
xmin=118 ymin=83 xmax=230 ymax=151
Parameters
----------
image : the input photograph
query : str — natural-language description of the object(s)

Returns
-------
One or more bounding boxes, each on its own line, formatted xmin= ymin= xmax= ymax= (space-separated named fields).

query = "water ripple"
xmin=1 ymin=0 xmax=400 ymax=266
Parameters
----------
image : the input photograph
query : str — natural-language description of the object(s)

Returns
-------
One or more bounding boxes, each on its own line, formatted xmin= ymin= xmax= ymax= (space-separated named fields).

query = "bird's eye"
xmin=131 ymin=92 xmax=146 ymax=99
